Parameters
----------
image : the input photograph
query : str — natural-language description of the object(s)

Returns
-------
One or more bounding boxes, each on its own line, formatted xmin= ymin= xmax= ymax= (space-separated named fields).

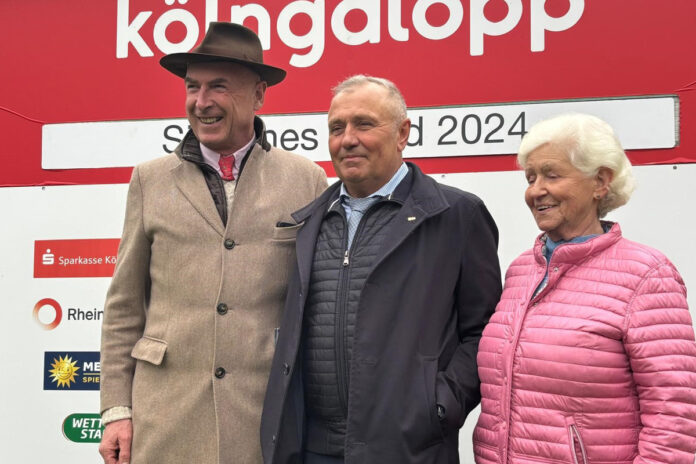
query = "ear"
xmin=594 ymin=167 xmax=614 ymax=199
xmin=254 ymin=81 xmax=267 ymax=111
xmin=396 ymin=118 xmax=411 ymax=152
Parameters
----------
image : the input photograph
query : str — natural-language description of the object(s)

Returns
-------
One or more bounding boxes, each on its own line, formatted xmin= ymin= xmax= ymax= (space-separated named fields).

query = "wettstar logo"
xmin=63 ymin=413 xmax=104 ymax=443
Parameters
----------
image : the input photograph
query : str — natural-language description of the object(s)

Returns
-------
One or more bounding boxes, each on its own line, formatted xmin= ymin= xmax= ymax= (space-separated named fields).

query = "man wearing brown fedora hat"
xmin=99 ymin=22 xmax=327 ymax=464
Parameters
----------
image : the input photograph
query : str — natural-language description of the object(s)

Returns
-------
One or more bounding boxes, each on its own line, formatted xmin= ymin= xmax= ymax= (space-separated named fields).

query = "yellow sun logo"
xmin=49 ymin=355 xmax=80 ymax=387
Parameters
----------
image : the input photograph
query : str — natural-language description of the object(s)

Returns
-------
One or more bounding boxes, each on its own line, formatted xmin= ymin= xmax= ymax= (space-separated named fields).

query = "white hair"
xmin=518 ymin=113 xmax=636 ymax=217
xmin=332 ymin=74 xmax=408 ymax=123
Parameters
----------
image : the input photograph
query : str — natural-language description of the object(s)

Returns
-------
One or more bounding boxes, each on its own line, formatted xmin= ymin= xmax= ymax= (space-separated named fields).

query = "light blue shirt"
xmin=339 ymin=162 xmax=408 ymax=249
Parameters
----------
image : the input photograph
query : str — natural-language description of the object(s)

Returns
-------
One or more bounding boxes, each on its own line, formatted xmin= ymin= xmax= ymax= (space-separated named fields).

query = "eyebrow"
xmin=208 ymin=78 xmax=228 ymax=86
xmin=329 ymin=113 xmax=377 ymax=125
xmin=525 ymin=162 xmax=556 ymax=175
xmin=184 ymin=77 xmax=229 ymax=86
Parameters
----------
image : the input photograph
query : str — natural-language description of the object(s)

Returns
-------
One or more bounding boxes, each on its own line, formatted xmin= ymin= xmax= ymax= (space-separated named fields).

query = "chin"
xmin=537 ymin=224 xmax=559 ymax=237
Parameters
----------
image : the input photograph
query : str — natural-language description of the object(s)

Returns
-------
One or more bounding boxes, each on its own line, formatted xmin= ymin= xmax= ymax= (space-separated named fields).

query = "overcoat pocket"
xmin=131 ymin=336 xmax=168 ymax=365
xmin=272 ymin=222 xmax=303 ymax=241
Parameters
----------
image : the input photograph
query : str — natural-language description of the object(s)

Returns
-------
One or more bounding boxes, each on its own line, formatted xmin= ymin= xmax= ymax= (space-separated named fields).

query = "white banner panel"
xmin=42 ymin=96 xmax=678 ymax=169
xmin=2 ymin=165 xmax=696 ymax=462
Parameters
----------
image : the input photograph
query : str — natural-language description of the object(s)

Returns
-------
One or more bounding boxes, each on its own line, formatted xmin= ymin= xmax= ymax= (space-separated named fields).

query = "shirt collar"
xmin=339 ymin=162 xmax=409 ymax=201
xmin=200 ymin=136 xmax=256 ymax=178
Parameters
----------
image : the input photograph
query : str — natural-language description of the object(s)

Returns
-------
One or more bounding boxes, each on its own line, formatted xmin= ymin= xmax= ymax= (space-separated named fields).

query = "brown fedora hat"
xmin=160 ymin=22 xmax=286 ymax=86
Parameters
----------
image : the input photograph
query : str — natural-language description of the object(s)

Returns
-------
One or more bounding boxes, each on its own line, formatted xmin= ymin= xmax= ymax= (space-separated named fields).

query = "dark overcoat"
xmin=261 ymin=163 xmax=502 ymax=464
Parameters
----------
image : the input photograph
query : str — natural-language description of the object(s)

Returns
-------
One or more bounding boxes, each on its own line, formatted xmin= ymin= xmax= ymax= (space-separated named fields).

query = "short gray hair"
xmin=332 ymin=74 xmax=408 ymax=123
xmin=517 ymin=113 xmax=635 ymax=217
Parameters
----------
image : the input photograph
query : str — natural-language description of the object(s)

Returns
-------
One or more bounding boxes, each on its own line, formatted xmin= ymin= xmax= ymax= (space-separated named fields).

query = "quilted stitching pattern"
xmin=474 ymin=224 xmax=696 ymax=464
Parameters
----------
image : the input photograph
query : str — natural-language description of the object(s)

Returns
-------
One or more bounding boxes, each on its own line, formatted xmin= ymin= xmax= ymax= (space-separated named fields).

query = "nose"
xmin=341 ymin=123 xmax=360 ymax=149
xmin=527 ymin=177 xmax=547 ymax=199
xmin=195 ymin=88 xmax=213 ymax=112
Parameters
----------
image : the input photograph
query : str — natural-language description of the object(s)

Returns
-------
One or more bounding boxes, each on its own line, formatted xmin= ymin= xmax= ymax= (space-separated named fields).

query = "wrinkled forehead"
xmin=329 ymin=83 xmax=397 ymax=121
xmin=524 ymin=143 xmax=576 ymax=172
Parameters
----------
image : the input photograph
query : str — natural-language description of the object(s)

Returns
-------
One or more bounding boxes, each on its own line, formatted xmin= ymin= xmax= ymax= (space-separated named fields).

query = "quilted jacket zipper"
xmin=335 ymin=201 xmax=381 ymax=415
xmin=335 ymin=224 xmax=350 ymax=414
xmin=568 ymin=423 xmax=588 ymax=464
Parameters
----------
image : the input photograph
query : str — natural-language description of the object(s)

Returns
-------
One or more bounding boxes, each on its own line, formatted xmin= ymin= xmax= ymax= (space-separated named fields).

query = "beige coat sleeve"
xmin=312 ymin=163 xmax=329 ymax=198
xmin=100 ymin=166 xmax=151 ymax=413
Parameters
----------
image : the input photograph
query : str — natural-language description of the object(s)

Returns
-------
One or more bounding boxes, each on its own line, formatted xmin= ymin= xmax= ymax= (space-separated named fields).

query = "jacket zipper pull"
xmin=343 ymin=250 xmax=349 ymax=267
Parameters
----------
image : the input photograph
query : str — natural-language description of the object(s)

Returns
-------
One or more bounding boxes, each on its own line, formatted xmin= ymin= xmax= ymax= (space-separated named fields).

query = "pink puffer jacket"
xmin=474 ymin=223 xmax=696 ymax=464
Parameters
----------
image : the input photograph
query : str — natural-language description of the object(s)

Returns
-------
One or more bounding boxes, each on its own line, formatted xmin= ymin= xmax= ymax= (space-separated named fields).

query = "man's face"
xmin=185 ymin=62 xmax=266 ymax=153
xmin=328 ymin=83 xmax=410 ymax=198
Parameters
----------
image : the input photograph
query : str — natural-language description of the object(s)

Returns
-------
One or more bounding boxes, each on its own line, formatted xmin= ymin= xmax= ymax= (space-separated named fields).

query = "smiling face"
xmin=185 ymin=61 xmax=266 ymax=153
xmin=524 ymin=143 xmax=612 ymax=241
xmin=327 ymin=82 xmax=410 ymax=198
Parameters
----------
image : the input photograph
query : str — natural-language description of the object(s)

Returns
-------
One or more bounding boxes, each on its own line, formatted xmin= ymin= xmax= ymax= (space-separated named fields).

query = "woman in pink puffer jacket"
xmin=474 ymin=113 xmax=696 ymax=464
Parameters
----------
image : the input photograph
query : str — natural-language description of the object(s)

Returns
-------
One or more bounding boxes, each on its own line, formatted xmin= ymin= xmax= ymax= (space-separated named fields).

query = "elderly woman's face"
xmin=524 ymin=144 xmax=605 ymax=241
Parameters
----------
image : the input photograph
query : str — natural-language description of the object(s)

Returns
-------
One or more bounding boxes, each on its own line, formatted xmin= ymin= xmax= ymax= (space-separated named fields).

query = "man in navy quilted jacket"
xmin=261 ymin=75 xmax=502 ymax=464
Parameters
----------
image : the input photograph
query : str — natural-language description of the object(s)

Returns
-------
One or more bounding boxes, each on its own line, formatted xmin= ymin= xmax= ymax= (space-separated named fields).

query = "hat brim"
xmin=160 ymin=52 xmax=286 ymax=86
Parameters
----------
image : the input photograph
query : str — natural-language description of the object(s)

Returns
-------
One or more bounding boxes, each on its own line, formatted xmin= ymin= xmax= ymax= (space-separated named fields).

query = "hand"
xmin=99 ymin=419 xmax=133 ymax=464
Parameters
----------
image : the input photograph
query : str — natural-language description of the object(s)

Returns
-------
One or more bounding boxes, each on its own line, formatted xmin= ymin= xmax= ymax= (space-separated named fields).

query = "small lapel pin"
xmin=407 ymin=216 xmax=416 ymax=222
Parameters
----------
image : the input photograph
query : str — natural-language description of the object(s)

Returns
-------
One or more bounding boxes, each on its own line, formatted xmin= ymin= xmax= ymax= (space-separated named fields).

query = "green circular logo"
xmin=62 ymin=413 xmax=104 ymax=443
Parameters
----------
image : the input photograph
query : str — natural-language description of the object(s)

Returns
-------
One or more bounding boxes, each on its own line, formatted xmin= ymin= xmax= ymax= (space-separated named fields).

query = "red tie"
xmin=218 ymin=154 xmax=235 ymax=181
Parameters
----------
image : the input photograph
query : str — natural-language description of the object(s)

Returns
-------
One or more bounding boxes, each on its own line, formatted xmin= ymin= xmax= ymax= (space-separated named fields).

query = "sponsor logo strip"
xmin=42 ymin=96 xmax=678 ymax=169
xmin=44 ymin=352 xmax=101 ymax=391
xmin=33 ymin=298 xmax=104 ymax=330
xmin=63 ymin=413 xmax=104 ymax=443
xmin=34 ymin=239 xmax=120 ymax=278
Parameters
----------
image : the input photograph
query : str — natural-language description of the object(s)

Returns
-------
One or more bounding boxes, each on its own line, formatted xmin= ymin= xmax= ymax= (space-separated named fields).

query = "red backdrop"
xmin=1 ymin=0 xmax=694 ymax=186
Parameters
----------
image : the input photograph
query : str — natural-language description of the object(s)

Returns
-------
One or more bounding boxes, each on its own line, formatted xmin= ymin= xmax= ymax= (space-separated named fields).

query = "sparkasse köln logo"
xmin=43 ymin=352 xmax=100 ymax=390
xmin=33 ymin=298 xmax=103 ymax=330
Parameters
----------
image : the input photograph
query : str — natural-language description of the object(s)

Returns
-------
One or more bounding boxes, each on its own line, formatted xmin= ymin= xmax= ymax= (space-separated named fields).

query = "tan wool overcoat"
xmin=100 ymin=130 xmax=327 ymax=463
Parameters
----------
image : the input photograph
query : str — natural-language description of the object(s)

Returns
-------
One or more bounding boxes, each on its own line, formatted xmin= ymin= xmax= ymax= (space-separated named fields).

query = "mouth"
xmin=535 ymin=204 xmax=557 ymax=212
xmin=198 ymin=116 xmax=222 ymax=125
xmin=340 ymin=153 xmax=366 ymax=161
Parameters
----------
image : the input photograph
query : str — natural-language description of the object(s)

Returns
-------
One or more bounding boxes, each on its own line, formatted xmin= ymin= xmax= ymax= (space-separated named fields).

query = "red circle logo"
xmin=33 ymin=298 xmax=63 ymax=330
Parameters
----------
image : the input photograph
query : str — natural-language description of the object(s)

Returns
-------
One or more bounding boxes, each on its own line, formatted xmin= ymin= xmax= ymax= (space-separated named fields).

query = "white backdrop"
xmin=1 ymin=163 xmax=694 ymax=462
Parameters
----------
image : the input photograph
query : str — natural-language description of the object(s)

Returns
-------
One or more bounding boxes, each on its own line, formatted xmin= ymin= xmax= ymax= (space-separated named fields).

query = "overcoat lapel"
xmin=172 ymin=159 xmax=225 ymax=237
xmin=292 ymin=185 xmax=338 ymax=296
xmin=372 ymin=166 xmax=449 ymax=271
xmin=371 ymin=199 xmax=429 ymax=270
xmin=294 ymin=203 xmax=326 ymax=296
xmin=228 ymin=144 xmax=263 ymax=225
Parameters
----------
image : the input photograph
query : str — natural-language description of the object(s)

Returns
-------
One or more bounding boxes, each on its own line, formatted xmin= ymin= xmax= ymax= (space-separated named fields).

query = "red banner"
xmin=2 ymin=0 xmax=695 ymax=186
xmin=34 ymin=239 xmax=120 ymax=278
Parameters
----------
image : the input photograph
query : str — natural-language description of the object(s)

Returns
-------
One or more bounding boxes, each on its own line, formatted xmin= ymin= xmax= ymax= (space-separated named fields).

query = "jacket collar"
xmin=532 ymin=221 xmax=623 ymax=266
xmin=292 ymin=161 xmax=449 ymax=223
xmin=176 ymin=115 xmax=271 ymax=165
xmin=291 ymin=161 xmax=451 ymax=302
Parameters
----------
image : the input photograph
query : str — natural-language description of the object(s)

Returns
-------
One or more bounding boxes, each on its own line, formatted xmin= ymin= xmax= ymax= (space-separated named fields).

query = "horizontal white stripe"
xmin=42 ymin=96 xmax=677 ymax=169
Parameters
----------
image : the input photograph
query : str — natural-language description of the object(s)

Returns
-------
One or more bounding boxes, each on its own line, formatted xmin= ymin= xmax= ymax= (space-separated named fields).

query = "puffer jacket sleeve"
xmin=624 ymin=261 xmax=696 ymax=464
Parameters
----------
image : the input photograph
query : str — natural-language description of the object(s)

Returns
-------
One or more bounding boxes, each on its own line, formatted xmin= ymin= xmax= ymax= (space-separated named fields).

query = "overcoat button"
xmin=224 ymin=239 xmax=235 ymax=250
xmin=282 ymin=363 xmax=290 ymax=375
xmin=217 ymin=303 xmax=228 ymax=315
xmin=272 ymin=435 xmax=276 ymax=444
xmin=215 ymin=367 xmax=226 ymax=378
